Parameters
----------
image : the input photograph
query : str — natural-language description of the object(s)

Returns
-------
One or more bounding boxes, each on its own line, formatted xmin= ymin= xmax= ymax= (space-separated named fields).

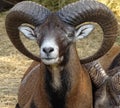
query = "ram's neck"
xmin=65 ymin=44 xmax=84 ymax=87
xmin=45 ymin=44 xmax=83 ymax=90
xmin=44 ymin=44 xmax=86 ymax=108
xmin=45 ymin=64 xmax=64 ymax=90
xmin=44 ymin=64 xmax=70 ymax=108
xmin=18 ymin=44 xmax=92 ymax=108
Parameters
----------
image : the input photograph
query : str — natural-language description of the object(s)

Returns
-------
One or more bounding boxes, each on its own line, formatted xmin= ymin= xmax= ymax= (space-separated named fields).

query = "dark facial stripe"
xmin=109 ymin=53 xmax=120 ymax=70
xmin=15 ymin=103 xmax=20 ymax=108
xmin=45 ymin=67 xmax=70 ymax=108
xmin=30 ymin=101 xmax=37 ymax=108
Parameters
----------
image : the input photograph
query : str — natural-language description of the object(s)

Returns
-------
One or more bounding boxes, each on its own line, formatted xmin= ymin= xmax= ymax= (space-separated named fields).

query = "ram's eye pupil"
xmin=68 ymin=34 xmax=72 ymax=37
xmin=67 ymin=32 xmax=74 ymax=38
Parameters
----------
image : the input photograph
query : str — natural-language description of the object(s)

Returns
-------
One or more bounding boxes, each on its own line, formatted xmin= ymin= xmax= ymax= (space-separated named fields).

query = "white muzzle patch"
xmin=40 ymin=38 xmax=60 ymax=65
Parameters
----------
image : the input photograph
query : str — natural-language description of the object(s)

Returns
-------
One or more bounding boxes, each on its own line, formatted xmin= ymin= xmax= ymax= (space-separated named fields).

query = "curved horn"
xmin=57 ymin=0 xmax=118 ymax=64
xmin=85 ymin=61 xmax=108 ymax=87
xmin=111 ymin=72 xmax=120 ymax=95
xmin=5 ymin=1 xmax=51 ymax=62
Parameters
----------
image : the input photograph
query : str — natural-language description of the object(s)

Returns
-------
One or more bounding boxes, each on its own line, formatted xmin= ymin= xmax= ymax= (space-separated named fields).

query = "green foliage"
xmin=98 ymin=0 xmax=120 ymax=16
xmin=30 ymin=0 xmax=77 ymax=11
xmin=30 ymin=0 xmax=120 ymax=16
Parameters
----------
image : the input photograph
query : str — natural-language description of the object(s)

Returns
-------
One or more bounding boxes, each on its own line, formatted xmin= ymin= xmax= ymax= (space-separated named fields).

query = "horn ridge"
xmin=57 ymin=0 xmax=118 ymax=63
xmin=5 ymin=1 xmax=51 ymax=62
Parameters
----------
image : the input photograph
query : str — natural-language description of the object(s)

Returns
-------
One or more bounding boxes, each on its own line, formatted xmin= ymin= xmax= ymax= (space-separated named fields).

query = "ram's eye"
xmin=68 ymin=34 xmax=73 ymax=38
xmin=67 ymin=32 xmax=74 ymax=38
xmin=34 ymin=33 xmax=37 ymax=38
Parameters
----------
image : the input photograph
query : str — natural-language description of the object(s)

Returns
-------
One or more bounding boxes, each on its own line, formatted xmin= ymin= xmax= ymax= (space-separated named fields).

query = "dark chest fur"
xmin=45 ymin=68 xmax=70 ymax=108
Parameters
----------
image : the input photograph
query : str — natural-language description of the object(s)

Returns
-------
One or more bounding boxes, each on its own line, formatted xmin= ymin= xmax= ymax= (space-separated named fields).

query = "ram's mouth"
xmin=41 ymin=57 xmax=59 ymax=65
xmin=41 ymin=57 xmax=63 ymax=65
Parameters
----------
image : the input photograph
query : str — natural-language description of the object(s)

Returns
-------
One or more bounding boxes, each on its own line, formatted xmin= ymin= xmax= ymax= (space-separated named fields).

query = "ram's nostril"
xmin=43 ymin=47 xmax=54 ymax=54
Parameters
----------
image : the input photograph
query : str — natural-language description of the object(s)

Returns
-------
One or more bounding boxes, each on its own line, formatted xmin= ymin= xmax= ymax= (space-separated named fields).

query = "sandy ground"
xmin=0 ymin=12 xmax=120 ymax=108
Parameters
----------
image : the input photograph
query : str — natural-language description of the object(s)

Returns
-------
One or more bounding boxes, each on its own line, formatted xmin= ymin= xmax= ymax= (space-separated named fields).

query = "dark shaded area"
xmin=45 ymin=67 xmax=70 ymax=108
xmin=3 ymin=0 xmax=23 ymax=4
xmin=30 ymin=101 xmax=37 ymax=108
xmin=15 ymin=103 xmax=20 ymax=108
xmin=109 ymin=53 xmax=120 ymax=70
xmin=0 ymin=0 xmax=13 ymax=12
xmin=0 ymin=0 xmax=23 ymax=12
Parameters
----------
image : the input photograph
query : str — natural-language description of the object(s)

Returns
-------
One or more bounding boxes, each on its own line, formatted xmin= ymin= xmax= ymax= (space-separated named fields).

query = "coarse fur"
xmin=18 ymin=45 xmax=92 ymax=108
xmin=99 ymin=45 xmax=120 ymax=71
xmin=85 ymin=45 xmax=120 ymax=108
xmin=17 ymin=14 xmax=93 ymax=108
xmin=17 ymin=45 xmax=120 ymax=108
xmin=5 ymin=1 xmax=118 ymax=108
xmin=93 ymin=69 xmax=120 ymax=108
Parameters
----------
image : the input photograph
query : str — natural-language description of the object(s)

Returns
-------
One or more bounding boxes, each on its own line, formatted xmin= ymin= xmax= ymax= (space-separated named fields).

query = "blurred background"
xmin=1 ymin=0 xmax=120 ymax=14
xmin=0 ymin=0 xmax=120 ymax=108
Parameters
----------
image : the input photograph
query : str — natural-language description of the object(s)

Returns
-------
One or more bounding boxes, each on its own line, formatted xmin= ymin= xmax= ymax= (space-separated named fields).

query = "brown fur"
xmin=85 ymin=45 xmax=120 ymax=108
xmin=17 ymin=45 xmax=120 ymax=108
xmin=17 ymin=44 xmax=93 ymax=108
xmin=99 ymin=45 xmax=120 ymax=71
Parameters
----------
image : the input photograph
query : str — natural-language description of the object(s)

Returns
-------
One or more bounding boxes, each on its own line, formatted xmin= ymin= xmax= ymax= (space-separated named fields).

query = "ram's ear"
xmin=18 ymin=26 xmax=36 ymax=40
xmin=75 ymin=24 xmax=94 ymax=40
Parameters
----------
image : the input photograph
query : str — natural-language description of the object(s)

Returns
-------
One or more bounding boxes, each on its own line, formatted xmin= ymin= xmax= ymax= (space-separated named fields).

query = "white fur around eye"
xmin=18 ymin=26 xmax=36 ymax=40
